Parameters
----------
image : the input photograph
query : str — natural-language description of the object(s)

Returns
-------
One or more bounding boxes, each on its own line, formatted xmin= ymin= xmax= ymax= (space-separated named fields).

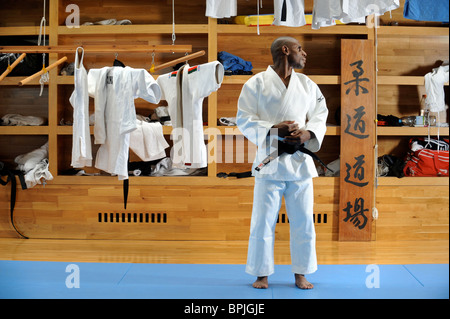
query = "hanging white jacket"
xmin=206 ymin=0 xmax=237 ymax=18
xmin=88 ymin=66 xmax=161 ymax=180
xmin=70 ymin=47 xmax=92 ymax=168
xmin=157 ymin=61 xmax=224 ymax=169
xmin=425 ymin=63 xmax=449 ymax=113
xmin=273 ymin=0 xmax=306 ymax=27
xmin=312 ymin=0 xmax=399 ymax=29
xmin=341 ymin=0 xmax=400 ymax=22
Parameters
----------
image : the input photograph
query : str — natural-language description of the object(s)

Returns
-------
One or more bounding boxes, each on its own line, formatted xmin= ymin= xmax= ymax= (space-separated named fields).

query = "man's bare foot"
xmin=252 ymin=276 xmax=269 ymax=289
xmin=295 ymin=274 xmax=314 ymax=289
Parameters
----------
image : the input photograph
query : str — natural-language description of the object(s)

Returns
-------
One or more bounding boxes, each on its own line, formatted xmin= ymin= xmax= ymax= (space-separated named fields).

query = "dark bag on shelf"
xmin=403 ymin=137 xmax=449 ymax=177
xmin=0 ymin=53 xmax=47 ymax=76
xmin=378 ymin=154 xmax=405 ymax=178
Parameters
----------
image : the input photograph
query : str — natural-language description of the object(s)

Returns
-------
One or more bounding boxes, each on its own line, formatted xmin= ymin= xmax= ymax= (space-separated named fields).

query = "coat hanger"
xmin=113 ymin=52 xmax=125 ymax=67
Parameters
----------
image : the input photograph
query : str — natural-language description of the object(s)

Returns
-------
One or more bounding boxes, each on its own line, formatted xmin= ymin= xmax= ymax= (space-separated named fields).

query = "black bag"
xmin=0 ymin=53 xmax=48 ymax=76
xmin=377 ymin=154 xmax=404 ymax=178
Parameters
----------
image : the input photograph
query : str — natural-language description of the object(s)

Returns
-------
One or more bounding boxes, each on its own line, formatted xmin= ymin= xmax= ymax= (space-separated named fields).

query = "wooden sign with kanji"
xmin=339 ymin=39 xmax=376 ymax=241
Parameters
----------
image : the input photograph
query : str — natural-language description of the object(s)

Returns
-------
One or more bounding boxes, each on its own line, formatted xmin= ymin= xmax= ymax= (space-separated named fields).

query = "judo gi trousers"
xmin=246 ymin=178 xmax=317 ymax=276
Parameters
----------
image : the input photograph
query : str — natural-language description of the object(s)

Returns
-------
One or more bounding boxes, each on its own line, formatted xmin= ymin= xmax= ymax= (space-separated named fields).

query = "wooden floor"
xmin=0 ymin=238 xmax=448 ymax=265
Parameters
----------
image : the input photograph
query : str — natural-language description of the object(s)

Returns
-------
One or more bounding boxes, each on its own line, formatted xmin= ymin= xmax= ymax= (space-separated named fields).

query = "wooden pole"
xmin=0 ymin=45 xmax=192 ymax=54
xmin=18 ymin=56 xmax=67 ymax=86
xmin=152 ymin=50 xmax=206 ymax=72
xmin=0 ymin=53 xmax=26 ymax=82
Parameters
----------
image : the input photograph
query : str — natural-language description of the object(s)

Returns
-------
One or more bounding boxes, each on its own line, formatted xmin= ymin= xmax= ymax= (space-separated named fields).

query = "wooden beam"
xmin=0 ymin=45 xmax=192 ymax=54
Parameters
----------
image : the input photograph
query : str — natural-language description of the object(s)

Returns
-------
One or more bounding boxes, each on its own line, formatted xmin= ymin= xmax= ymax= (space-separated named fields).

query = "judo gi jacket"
xmin=157 ymin=61 xmax=224 ymax=169
xmin=88 ymin=66 xmax=161 ymax=180
xmin=237 ymin=66 xmax=329 ymax=181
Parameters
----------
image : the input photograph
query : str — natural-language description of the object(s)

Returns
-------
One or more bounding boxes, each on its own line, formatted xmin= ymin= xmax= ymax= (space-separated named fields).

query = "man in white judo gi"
xmin=236 ymin=37 xmax=328 ymax=289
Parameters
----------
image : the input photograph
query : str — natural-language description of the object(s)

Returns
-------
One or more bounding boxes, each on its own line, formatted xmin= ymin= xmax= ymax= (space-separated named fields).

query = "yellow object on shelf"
xmin=234 ymin=14 xmax=274 ymax=26
xmin=233 ymin=14 xmax=345 ymax=27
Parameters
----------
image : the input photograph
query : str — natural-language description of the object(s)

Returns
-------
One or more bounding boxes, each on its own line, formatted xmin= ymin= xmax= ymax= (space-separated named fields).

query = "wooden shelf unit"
xmin=0 ymin=0 xmax=448 ymax=241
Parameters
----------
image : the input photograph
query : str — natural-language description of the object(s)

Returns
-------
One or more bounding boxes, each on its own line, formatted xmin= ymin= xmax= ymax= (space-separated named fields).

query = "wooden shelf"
xmin=57 ymin=24 xmax=209 ymax=35
xmin=378 ymin=76 xmax=449 ymax=86
xmin=377 ymin=26 xmax=449 ymax=37
xmin=0 ymin=26 xmax=46 ymax=36
xmin=377 ymin=126 xmax=449 ymax=136
xmin=217 ymin=24 xmax=369 ymax=35
xmin=378 ymin=176 xmax=449 ymax=186
xmin=49 ymin=174 xmax=450 ymax=187
xmin=217 ymin=125 xmax=340 ymax=136
xmin=0 ymin=126 xmax=49 ymax=135
xmin=57 ymin=125 xmax=174 ymax=135
xmin=50 ymin=174 xmax=338 ymax=186
xmin=223 ymin=75 xmax=340 ymax=85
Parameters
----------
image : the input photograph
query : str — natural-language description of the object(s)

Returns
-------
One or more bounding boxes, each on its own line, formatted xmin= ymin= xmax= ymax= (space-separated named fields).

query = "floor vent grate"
xmin=277 ymin=213 xmax=328 ymax=224
xmin=98 ymin=212 xmax=167 ymax=224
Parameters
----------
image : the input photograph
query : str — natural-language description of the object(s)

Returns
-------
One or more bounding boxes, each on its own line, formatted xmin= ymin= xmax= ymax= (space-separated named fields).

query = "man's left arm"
xmin=304 ymin=84 xmax=329 ymax=152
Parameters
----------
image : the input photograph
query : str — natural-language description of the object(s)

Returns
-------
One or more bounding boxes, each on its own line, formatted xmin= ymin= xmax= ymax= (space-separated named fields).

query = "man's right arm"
xmin=236 ymin=79 xmax=274 ymax=147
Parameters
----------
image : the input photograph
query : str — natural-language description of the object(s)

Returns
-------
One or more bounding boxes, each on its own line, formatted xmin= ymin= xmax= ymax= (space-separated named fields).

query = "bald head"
xmin=270 ymin=36 xmax=306 ymax=70
xmin=270 ymin=36 xmax=298 ymax=64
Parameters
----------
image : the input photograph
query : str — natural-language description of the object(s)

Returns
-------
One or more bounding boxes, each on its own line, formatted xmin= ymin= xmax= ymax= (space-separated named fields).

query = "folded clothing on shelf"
xmin=14 ymin=142 xmax=53 ymax=188
xmin=82 ymin=19 xmax=132 ymax=26
xmin=218 ymin=51 xmax=253 ymax=75
xmin=1 ymin=114 xmax=46 ymax=126
xmin=219 ymin=117 xmax=237 ymax=126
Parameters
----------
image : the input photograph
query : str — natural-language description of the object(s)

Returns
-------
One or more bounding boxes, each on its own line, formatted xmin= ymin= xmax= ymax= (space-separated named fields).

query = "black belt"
xmin=0 ymin=164 xmax=28 ymax=239
xmin=217 ymin=140 xmax=334 ymax=178
xmin=256 ymin=140 xmax=334 ymax=173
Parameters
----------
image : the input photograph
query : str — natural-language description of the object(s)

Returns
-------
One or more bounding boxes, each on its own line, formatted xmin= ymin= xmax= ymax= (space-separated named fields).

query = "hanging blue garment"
xmin=404 ymin=0 xmax=449 ymax=22
xmin=218 ymin=51 xmax=253 ymax=73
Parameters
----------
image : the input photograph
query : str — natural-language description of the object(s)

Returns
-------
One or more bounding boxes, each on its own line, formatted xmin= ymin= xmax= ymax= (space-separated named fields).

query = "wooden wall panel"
xmin=59 ymin=0 xmax=208 ymax=25
xmin=377 ymin=35 xmax=449 ymax=76
xmin=0 ymin=1 xmax=48 ymax=27
xmin=0 ymin=181 xmax=338 ymax=241
xmin=0 ymin=86 xmax=48 ymax=120
xmin=217 ymin=34 xmax=363 ymax=75
xmin=3 ymin=181 xmax=446 ymax=241
xmin=375 ymin=186 xmax=449 ymax=240
xmin=0 ymin=135 xmax=49 ymax=167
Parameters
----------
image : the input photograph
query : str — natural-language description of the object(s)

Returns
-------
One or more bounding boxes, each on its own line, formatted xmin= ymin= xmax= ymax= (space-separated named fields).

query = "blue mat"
xmin=0 ymin=261 xmax=448 ymax=299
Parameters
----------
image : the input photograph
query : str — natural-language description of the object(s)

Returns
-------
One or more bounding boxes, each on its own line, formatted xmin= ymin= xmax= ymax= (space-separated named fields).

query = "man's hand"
xmin=271 ymin=121 xmax=298 ymax=138
xmin=284 ymin=129 xmax=314 ymax=145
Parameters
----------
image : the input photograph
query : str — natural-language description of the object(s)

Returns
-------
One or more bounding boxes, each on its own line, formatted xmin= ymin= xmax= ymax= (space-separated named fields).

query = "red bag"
xmin=403 ymin=138 xmax=449 ymax=177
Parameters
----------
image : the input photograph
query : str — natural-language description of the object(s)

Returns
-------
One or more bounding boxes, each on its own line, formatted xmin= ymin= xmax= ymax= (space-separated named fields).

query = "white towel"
xmin=129 ymin=120 xmax=169 ymax=162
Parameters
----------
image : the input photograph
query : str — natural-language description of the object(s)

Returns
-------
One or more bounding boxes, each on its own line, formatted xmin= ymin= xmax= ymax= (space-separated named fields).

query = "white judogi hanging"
xmin=425 ymin=63 xmax=449 ymax=114
xmin=342 ymin=0 xmax=400 ymax=22
xmin=273 ymin=0 xmax=306 ymax=27
xmin=312 ymin=0 xmax=347 ymax=29
xmin=312 ymin=0 xmax=364 ymax=30
xmin=206 ymin=0 xmax=237 ymax=18
xmin=236 ymin=66 xmax=328 ymax=277
xmin=157 ymin=61 xmax=224 ymax=169
xmin=88 ymin=66 xmax=161 ymax=180
xmin=312 ymin=0 xmax=399 ymax=29
xmin=70 ymin=47 xmax=92 ymax=168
